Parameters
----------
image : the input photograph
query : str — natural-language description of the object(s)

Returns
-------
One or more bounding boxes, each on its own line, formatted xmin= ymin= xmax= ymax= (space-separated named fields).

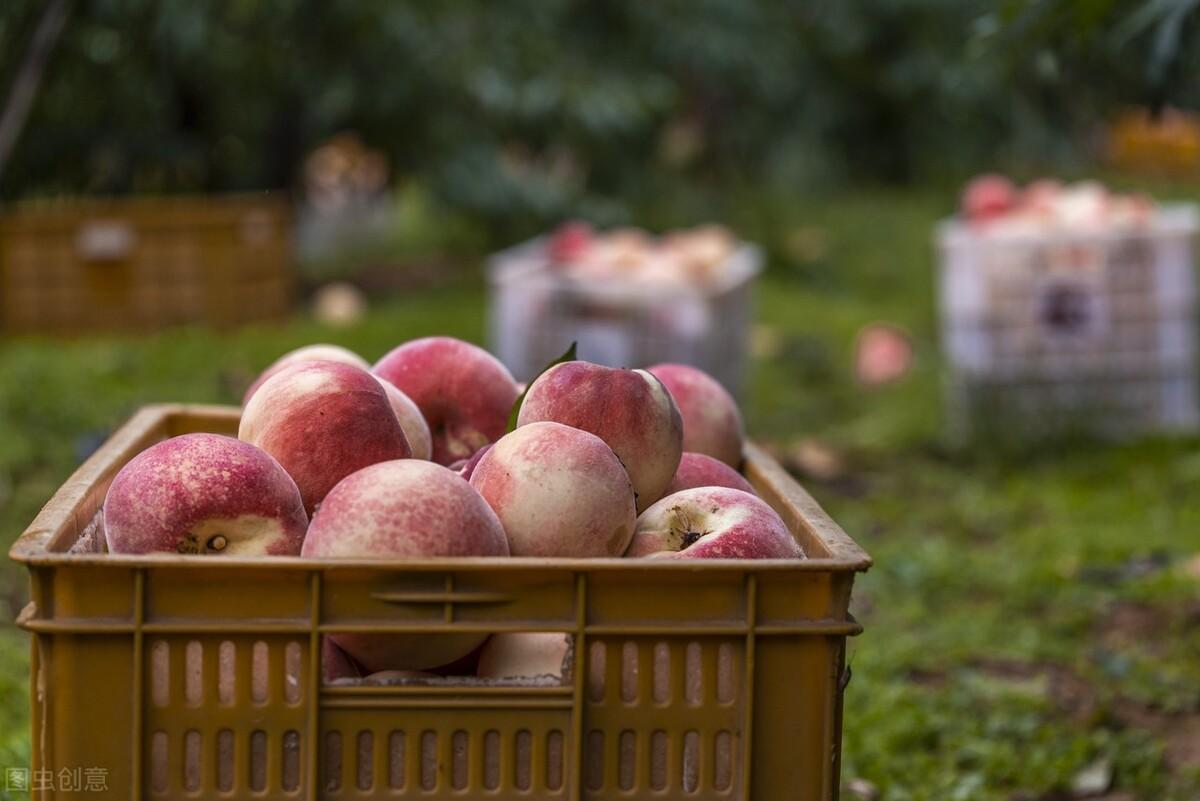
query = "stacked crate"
xmin=0 ymin=194 xmax=292 ymax=335
xmin=938 ymin=205 xmax=1199 ymax=438
xmin=487 ymin=238 xmax=760 ymax=396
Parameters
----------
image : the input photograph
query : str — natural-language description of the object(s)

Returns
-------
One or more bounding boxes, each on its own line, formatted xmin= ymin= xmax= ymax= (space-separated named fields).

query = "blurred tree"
xmin=0 ymin=0 xmax=1195 ymax=231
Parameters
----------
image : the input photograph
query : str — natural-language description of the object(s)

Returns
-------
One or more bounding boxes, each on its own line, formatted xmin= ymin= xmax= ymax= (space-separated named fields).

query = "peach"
xmin=470 ymin=422 xmax=636 ymax=557
xmin=302 ymin=459 xmax=509 ymax=670
xmin=477 ymin=633 xmax=571 ymax=680
xmin=104 ymin=433 xmax=307 ymax=555
xmin=242 ymin=343 xmax=369 ymax=405
xmin=517 ymin=361 xmax=682 ymax=512
xmin=453 ymin=444 xmax=493 ymax=481
xmin=626 ymin=487 xmax=803 ymax=559
xmin=647 ymin=363 xmax=744 ymax=468
xmin=374 ymin=337 xmax=520 ymax=466
xmin=664 ymin=452 xmax=755 ymax=495
xmin=377 ymin=379 xmax=433 ymax=460
xmin=239 ymin=360 xmax=411 ymax=513
xmin=962 ymin=174 xmax=1017 ymax=223
xmin=322 ymin=639 xmax=363 ymax=682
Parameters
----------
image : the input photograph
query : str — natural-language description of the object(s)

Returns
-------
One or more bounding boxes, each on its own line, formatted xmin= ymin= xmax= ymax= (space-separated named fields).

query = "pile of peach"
xmin=960 ymin=175 xmax=1156 ymax=234
xmin=101 ymin=337 xmax=802 ymax=678
xmin=544 ymin=221 xmax=741 ymax=288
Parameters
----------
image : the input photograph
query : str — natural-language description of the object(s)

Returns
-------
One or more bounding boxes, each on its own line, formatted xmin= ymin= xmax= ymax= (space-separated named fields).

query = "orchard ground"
xmin=1 ymin=184 xmax=1198 ymax=801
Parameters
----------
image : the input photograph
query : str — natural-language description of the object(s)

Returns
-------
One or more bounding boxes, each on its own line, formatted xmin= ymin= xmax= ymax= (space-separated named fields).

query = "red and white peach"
xmin=625 ymin=487 xmax=802 ymax=560
xmin=239 ymin=360 xmax=412 ymax=513
xmin=301 ymin=459 xmax=509 ymax=670
xmin=374 ymin=337 xmax=520 ymax=466
xmin=517 ymin=361 xmax=682 ymax=512
xmin=470 ymin=422 xmax=636 ymax=557
xmin=377 ymin=379 xmax=433 ymax=461
xmin=104 ymin=433 xmax=308 ymax=555
xmin=242 ymin=343 xmax=370 ymax=405
xmin=648 ymin=363 xmax=744 ymax=468
xmin=664 ymin=452 xmax=755 ymax=496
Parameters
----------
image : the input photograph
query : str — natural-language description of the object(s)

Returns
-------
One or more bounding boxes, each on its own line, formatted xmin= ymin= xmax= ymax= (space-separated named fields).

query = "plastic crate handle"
xmin=369 ymin=590 xmax=514 ymax=605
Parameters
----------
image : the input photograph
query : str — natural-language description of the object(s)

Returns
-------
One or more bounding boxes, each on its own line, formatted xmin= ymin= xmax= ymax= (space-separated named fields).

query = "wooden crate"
xmin=0 ymin=194 xmax=293 ymax=335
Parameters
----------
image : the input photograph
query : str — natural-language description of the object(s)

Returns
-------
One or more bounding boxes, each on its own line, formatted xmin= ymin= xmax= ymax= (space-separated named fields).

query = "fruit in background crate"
xmin=241 ymin=343 xmax=370 ymax=405
xmin=546 ymin=220 xmax=594 ymax=264
xmin=470 ymin=422 xmax=636 ymax=557
xmin=374 ymin=336 xmax=520 ymax=466
xmin=961 ymin=174 xmax=1018 ymax=223
xmin=103 ymin=433 xmax=308 ymax=556
xmin=377 ymin=380 xmax=433 ymax=461
xmin=518 ymin=361 xmax=683 ymax=513
xmin=626 ymin=486 xmax=803 ymax=559
xmin=239 ymin=360 xmax=412 ymax=513
xmin=664 ymin=452 xmax=755 ymax=496
xmin=648 ymin=363 xmax=744 ymax=468
xmin=301 ymin=459 xmax=509 ymax=670
xmin=477 ymin=632 xmax=571 ymax=680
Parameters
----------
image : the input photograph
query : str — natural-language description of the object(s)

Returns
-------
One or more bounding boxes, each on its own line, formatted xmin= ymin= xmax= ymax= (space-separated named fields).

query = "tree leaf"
xmin=506 ymin=341 xmax=577 ymax=433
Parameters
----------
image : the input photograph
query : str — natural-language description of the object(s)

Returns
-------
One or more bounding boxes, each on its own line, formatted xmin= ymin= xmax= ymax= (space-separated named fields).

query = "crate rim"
xmin=9 ymin=403 xmax=872 ymax=573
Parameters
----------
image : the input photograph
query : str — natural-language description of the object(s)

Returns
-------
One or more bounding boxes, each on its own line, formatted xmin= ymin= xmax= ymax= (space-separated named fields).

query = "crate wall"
xmin=487 ymin=240 xmax=761 ymax=396
xmin=938 ymin=207 xmax=1200 ymax=437
xmin=0 ymin=195 xmax=292 ymax=336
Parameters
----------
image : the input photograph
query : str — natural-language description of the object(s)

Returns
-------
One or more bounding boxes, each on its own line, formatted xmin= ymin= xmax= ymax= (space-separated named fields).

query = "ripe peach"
xmin=647 ymin=363 xmax=744 ymax=468
xmin=470 ymin=422 xmax=636 ymax=557
xmin=374 ymin=337 xmax=520 ymax=466
xmin=664 ymin=452 xmax=755 ymax=495
xmin=242 ymin=343 xmax=369 ymax=405
xmin=104 ymin=433 xmax=307 ymax=555
xmin=517 ymin=361 xmax=682 ymax=512
xmin=239 ymin=360 xmax=411 ymax=513
xmin=301 ymin=460 xmax=509 ymax=670
xmin=962 ymin=174 xmax=1017 ymax=223
xmin=626 ymin=487 xmax=803 ymax=559
xmin=477 ymin=633 xmax=571 ymax=680
xmin=377 ymin=379 xmax=433 ymax=460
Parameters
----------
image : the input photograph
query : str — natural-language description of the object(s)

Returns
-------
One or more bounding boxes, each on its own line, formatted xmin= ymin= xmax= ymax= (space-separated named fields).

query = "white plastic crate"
xmin=937 ymin=205 xmax=1200 ymax=437
xmin=487 ymin=237 xmax=761 ymax=395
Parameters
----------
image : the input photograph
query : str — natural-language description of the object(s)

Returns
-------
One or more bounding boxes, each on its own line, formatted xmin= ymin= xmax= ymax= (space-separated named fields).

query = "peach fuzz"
xmin=517 ymin=361 xmax=682 ymax=512
xmin=377 ymin=379 xmax=433 ymax=461
xmin=374 ymin=336 xmax=520 ymax=466
xmin=302 ymin=460 xmax=509 ymax=670
xmin=242 ymin=343 xmax=369 ymax=405
xmin=104 ymin=433 xmax=307 ymax=556
xmin=470 ymin=422 xmax=636 ymax=557
xmin=239 ymin=360 xmax=411 ymax=513
xmin=626 ymin=486 xmax=803 ymax=560
xmin=647 ymin=363 xmax=744 ymax=468
xmin=664 ymin=452 xmax=755 ymax=496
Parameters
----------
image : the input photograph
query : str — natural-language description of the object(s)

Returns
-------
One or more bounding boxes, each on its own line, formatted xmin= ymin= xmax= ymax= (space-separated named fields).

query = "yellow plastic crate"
xmin=10 ymin=404 xmax=870 ymax=800
xmin=0 ymin=194 xmax=292 ymax=336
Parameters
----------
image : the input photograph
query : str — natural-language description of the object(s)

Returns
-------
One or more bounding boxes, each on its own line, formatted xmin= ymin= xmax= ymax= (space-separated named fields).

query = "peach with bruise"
xmin=242 ymin=343 xmax=370 ymax=405
xmin=377 ymin=379 xmax=433 ymax=461
xmin=626 ymin=487 xmax=803 ymax=560
xmin=647 ymin=363 xmax=744 ymax=468
xmin=664 ymin=452 xmax=755 ymax=496
xmin=302 ymin=460 xmax=509 ymax=670
xmin=239 ymin=360 xmax=411 ymax=513
xmin=517 ymin=361 xmax=682 ymax=512
xmin=470 ymin=422 xmax=636 ymax=557
xmin=477 ymin=632 xmax=571 ymax=680
xmin=373 ymin=337 xmax=520 ymax=465
xmin=103 ymin=433 xmax=308 ymax=555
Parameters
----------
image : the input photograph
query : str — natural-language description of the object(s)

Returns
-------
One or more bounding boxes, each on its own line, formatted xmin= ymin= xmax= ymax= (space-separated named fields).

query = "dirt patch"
xmin=1110 ymin=700 xmax=1200 ymax=773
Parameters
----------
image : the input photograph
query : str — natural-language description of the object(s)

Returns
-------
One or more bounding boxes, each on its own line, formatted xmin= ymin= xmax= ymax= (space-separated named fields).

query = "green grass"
xmin=2 ymin=184 xmax=1199 ymax=799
